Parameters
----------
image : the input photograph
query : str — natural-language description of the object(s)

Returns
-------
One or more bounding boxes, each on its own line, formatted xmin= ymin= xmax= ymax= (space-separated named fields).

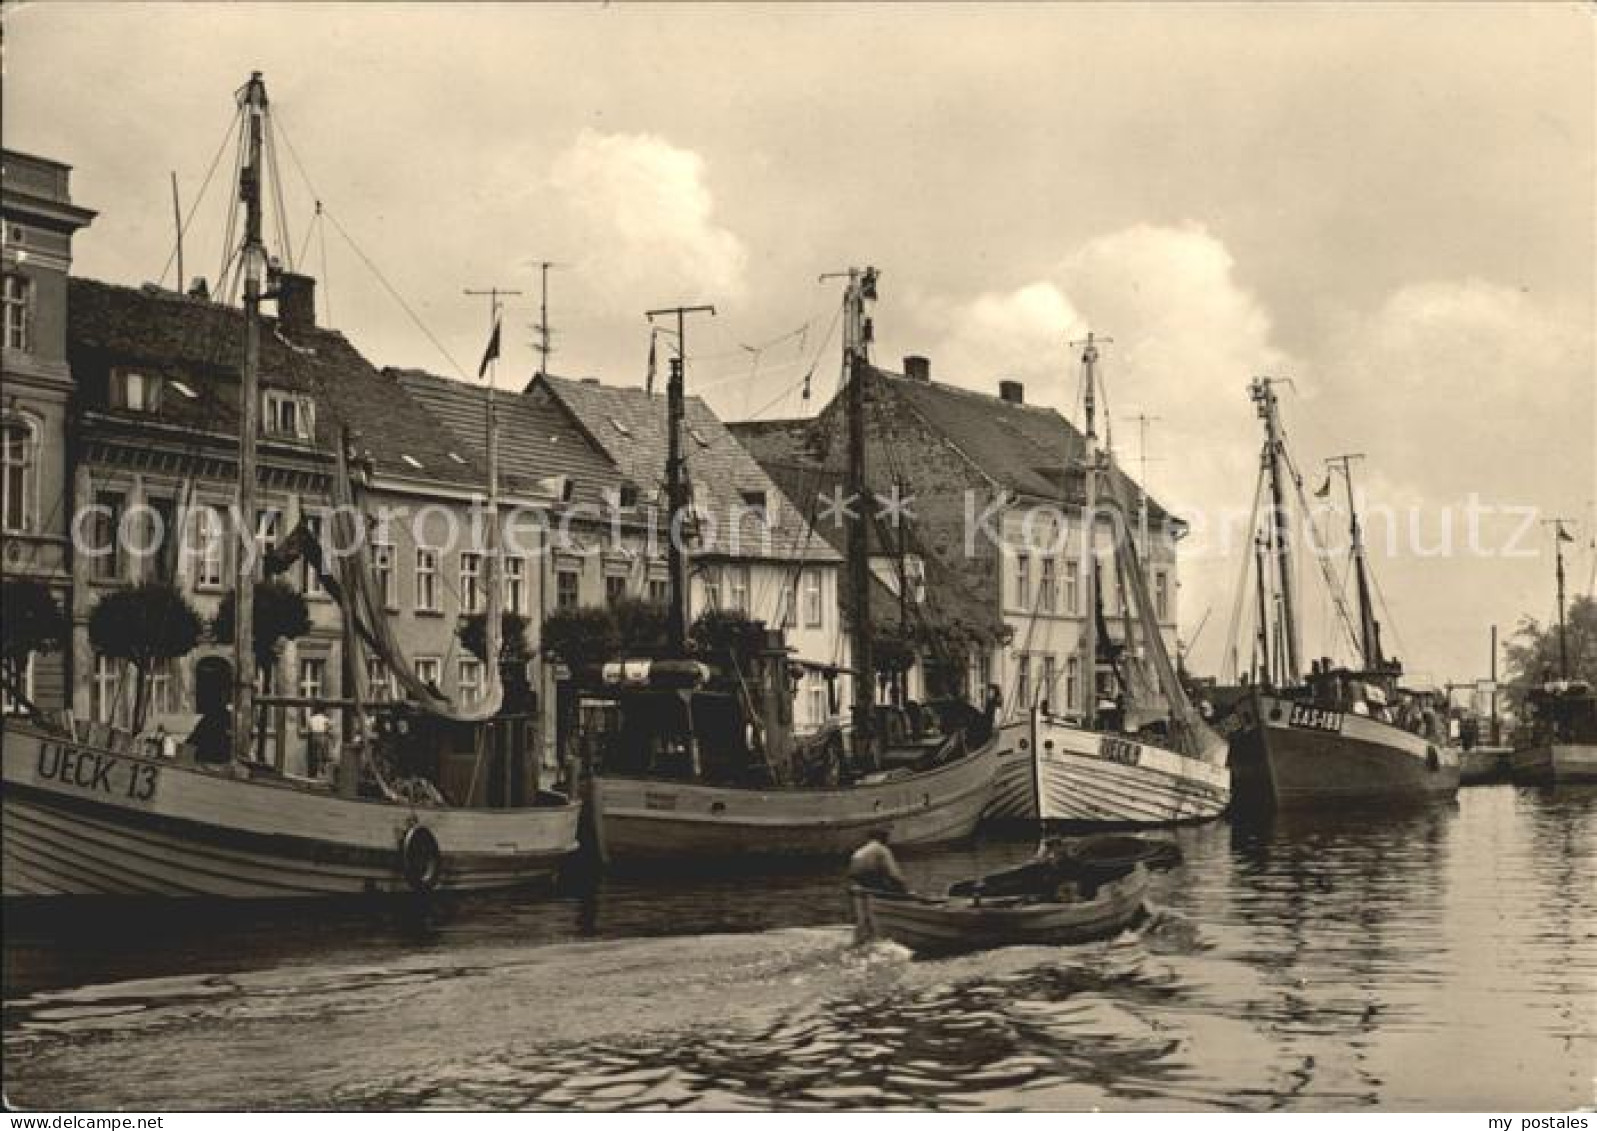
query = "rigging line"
xmin=295 ymin=206 xmax=320 ymax=277
xmin=268 ymin=106 xmax=324 ymax=208
xmin=265 ymin=115 xmax=295 ymax=273
xmin=321 ymin=205 xmax=467 ymax=379
xmin=214 ymin=123 xmax=247 ymax=298
xmin=159 ymin=107 xmax=243 ymax=289
xmin=1222 ymin=462 xmax=1268 ymax=684
xmin=1283 ymin=446 xmax=1362 ymax=659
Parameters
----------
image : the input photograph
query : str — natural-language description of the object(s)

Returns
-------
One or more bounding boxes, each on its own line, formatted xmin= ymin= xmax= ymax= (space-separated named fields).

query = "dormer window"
xmin=605 ymin=482 xmax=640 ymax=509
xmin=110 ymin=369 xmax=162 ymax=413
xmin=263 ymin=389 xmax=315 ymax=440
xmin=740 ymin=489 xmax=769 ymax=522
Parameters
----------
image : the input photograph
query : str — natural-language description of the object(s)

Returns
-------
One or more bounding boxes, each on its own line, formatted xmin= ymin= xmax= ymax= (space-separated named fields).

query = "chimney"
xmin=276 ymin=272 xmax=316 ymax=331
xmin=903 ymin=355 xmax=931 ymax=382
xmin=998 ymin=379 xmax=1025 ymax=404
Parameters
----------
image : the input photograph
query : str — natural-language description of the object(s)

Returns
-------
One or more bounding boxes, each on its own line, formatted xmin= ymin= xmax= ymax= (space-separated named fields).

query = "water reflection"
xmin=5 ymin=785 xmax=1594 ymax=1111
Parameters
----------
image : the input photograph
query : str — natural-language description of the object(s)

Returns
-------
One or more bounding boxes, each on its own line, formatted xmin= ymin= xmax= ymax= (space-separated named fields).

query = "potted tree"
xmin=87 ymin=581 xmax=203 ymax=738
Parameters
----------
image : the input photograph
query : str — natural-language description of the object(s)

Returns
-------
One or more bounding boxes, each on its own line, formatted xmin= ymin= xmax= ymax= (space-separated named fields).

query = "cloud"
xmin=920 ymin=225 xmax=1594 ymax=679
xmin=548 ymin=130 xmax=747 ymax=305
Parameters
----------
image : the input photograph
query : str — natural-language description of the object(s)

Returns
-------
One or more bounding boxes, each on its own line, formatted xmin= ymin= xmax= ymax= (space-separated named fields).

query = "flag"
xmin=645 ymin=328 xmax=657 ymax=395
xmin=1314 ymin=474 xmax=1332 ymax=499
xmin=1557 ymin=523 xmax=1575 ymax=543
xmin=477 ymin=318 xmax=501 ymax=380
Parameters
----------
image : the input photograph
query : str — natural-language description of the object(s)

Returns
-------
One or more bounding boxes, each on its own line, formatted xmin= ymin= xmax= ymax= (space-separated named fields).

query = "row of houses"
xmin=2 ymin=146 xmax=1184 ymax=773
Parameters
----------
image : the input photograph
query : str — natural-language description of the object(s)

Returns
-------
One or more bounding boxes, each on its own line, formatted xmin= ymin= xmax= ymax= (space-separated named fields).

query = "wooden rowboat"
xmin=850 ymin=864 xmax=1149 ymax=957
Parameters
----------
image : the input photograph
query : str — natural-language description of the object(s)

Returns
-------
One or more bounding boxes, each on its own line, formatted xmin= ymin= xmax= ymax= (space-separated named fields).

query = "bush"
xmin=458 ymin=611 xmax=532 ymax=665
xmin=88 ymin=581 xmax=203 ymax=729
xmin=1 ymin=579 xmax=68 ymax=711
xmin=212 ymin=579 xmax=312 ymax=690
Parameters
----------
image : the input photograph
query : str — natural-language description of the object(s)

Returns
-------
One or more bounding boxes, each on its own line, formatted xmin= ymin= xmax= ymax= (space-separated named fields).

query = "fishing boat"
xmin=849 ymin=834 xmax=1173 ymax=956
xmin=584 ymin=269 xmax=999 ymax=866
xmin=990 ymin=334 xmax=1230 ymax=826
xmin=1 ymin=74 xmax=579 ymax=897
xmin=1225 ymin=379 xmax=1459 ymax=811
xmin=1508 ymin=523 xmax=1597 ymax=784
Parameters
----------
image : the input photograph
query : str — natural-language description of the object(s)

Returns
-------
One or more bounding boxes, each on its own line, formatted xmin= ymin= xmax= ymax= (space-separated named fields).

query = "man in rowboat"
xmin=849 ymin=828 xmax=909 ymax=894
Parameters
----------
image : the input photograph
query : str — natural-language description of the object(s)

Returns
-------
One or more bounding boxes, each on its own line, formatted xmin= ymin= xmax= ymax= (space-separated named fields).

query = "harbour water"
xmin=4 ymin=784 xmax=1593 ymax=1112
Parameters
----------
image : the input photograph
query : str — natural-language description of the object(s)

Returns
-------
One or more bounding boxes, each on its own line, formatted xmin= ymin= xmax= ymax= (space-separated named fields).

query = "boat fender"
xmin=400 ymin=824 xmax=442 ymax=892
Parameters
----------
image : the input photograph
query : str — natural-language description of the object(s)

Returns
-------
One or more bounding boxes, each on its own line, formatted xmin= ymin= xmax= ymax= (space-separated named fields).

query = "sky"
xmin=6 ymin=2 xmax=1594 ymax=683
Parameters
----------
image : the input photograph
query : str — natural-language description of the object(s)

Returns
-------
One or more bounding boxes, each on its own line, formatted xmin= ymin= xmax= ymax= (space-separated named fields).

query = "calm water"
xmin=4 ymin=784 xmax=1594 ymax=1111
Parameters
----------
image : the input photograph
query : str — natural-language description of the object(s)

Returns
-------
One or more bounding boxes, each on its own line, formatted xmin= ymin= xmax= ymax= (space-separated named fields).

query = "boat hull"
xmin=850 ymin=865 xmax=1148 ymax=956
xmin=1508 ymin=743 xmax=1597 ymax=784
xmin=1229 ymin=692 xmax=1460 ymax=812
xmin=1458 ymin=745 xmax=1513 ymax=785
xmin=987 ymin=715 xmax=1230 ymax=826
xmin=2 ymin=722 xmax=581 ymax=898
xmin=590 ymin=739 xmax=998 ymax=864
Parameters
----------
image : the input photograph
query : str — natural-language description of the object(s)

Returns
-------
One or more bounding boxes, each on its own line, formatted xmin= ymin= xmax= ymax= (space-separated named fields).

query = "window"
xmin=192 ymin=506 xmax=226 ymax=589
xmin=1039 ymin=558 xmax=1057 ymax=614
xmin=415 ymin=547 xmax=439 ymax=612
xmin=372 ymin=540 xmax=397 ymax=608
xmin=1016 ymin=654 xmax=1031 ymax=709
xmin=92 ymin=655 xmax=126 ymax=725
xmin=366 ymin=656 xmax=394 ymax=702
xmin=1064 ymin=560 xmax=1080 ymax=615
xmin=2 ymin=653 xmax=34 ymax=715
xmin=1042 ymin=655 xmax=1058 ymax=711
xmin=727 ymin=566 xmax=750 ymax=613
xmin=740 ymin=489 xmax=768 ymax=522
xmin=457 ymin=658 xmax=484 ymax=707
xmin=1155 ymin=571 xmax=1170 ymax=622
xmin=255 ymin=508 xmax=281 ymax=579
xmin=1014 ymin=554 xmax=1030 ymax=611
xmin=263 ymin=390 xmax=315 ymax=440
xmin=605 ymin=573 xmax=627 ymax=606
xmin=647 ymin=576 xmax=669 ymax=606
xmin=777 ymin=581 xmax=796 ymax=628
xmin=110 ymin=369 xmax=162 ymax=413
xmin=91 ymin=490 xmax=124 ymax=581
xmin=807 ymin=673 xmax=827 ymax=728
xmin=297 ymin=657 xmax=326 ymax=730
xmin=147 ymin=496 xmax=179 ymax=583
xmin=3 ymin=273 xmax=33 ymax=351
xmin=413 ymin=657 xmax=442 ymax=694
xmin=556 ymin=568 xmax=580 ymax=610
xmin=1066 ymin=656 xmax=1081 ymax=710
xmin=504 ymin=557 xmax=526 ymax=614
xmin=1 ymin=416 xmax=36 ymax=532
xmin=803 ymin=571 xmax=823 ymax=628
xmin=701 ymin=566 xmax=723 ymax=611
xmin=460 ymin=552 xmax=483 ymax=614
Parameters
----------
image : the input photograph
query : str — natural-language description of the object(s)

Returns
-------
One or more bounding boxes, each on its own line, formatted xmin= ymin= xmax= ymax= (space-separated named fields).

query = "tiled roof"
xmin=391 ymin=367 xmax=620 ymax=507
xmin=535 ymin=373 xmax=838 ymax=563
xmin=67 ymin=278 xmax=484 ymax=489
xmin=731 ymin=423 xmax=1005 ymax=640
xmin=869 ymin=366 xmax=1173 ymax=523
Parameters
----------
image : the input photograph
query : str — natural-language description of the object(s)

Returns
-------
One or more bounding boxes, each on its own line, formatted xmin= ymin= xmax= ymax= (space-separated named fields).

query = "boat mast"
xmin=232 ymin=72 xmax=268 ymax=759
xmin=1327 ymin=453 xmax=1383 ymax=670
xmin=829 ymin=267 xmax=879 ymax=759
xmin=1075 ymin=332 xmax=1108 ymax=726
xmin=647 ymin=304 xmax=716 ymax=656
xmin=1551 ymin=519 xmax=1571 ymax=678
xmin=1253 ymin=532 xmax=1272 ymax=684
xmin=1250 ymin=377 xmax=1300 ymax=685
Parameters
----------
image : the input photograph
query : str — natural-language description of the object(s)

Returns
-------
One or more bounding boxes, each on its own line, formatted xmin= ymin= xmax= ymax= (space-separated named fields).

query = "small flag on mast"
xmin=1557 ymin=522 xmax=1575 ymax=543
xmin=477 ymin=318 xmax=502 ymax=380
xmin=1314 ymin=475 xmax=1332 ymax=499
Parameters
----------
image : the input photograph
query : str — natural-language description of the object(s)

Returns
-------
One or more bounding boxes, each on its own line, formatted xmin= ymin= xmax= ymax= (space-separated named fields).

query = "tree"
xmin=690 ymin=608 xmax=767 ymax=665
xmin=212 ymin=579 xmax=312 ymax=693
xmin=540 ymin=605 xmax=621 ymax=677
xmin=1 ymin=579 xmax=68 ymax=713
xmin=1504 ymin=594 xmax=1597 ymax=702
xmin=458 ymin=611 xmax=533 ymax=665
xmin=612 ymin=596 xmax=669 ymax=656
xmin=88 ymin=581 xmax=203 ymax=729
